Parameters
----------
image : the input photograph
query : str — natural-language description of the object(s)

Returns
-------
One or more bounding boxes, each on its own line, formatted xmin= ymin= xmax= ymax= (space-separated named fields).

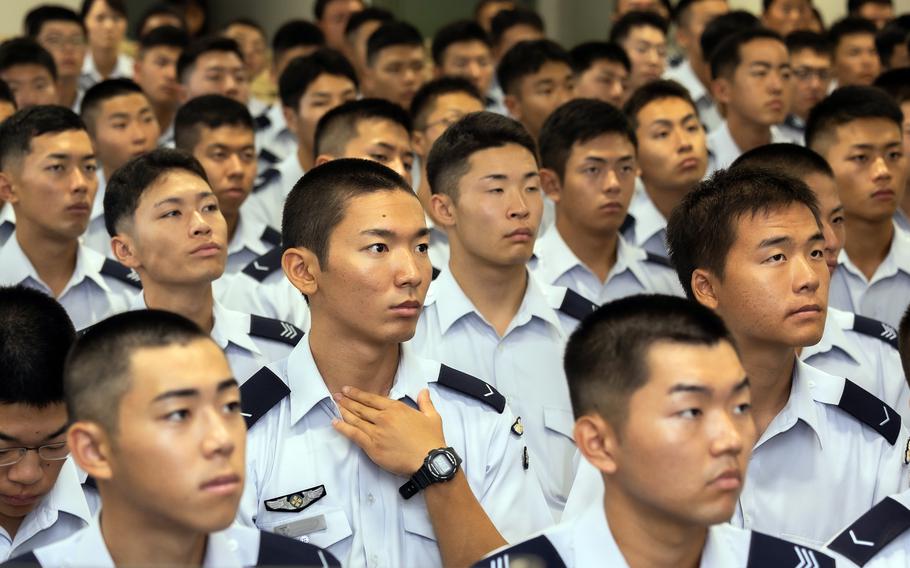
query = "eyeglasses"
xmin=0 ymin=442 xmax=69 ymax=467
xmin=792 ymin=67 xmax=831 ymax=82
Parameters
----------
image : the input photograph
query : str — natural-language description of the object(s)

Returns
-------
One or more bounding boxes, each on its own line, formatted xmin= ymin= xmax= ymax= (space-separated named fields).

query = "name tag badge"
xmin=273 ymin=514 xmax=328 ymax=539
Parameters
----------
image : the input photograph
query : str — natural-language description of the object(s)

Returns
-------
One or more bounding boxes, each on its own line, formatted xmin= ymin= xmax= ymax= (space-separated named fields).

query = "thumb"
xmin=417 ymin=388 xmax=438 ymax=417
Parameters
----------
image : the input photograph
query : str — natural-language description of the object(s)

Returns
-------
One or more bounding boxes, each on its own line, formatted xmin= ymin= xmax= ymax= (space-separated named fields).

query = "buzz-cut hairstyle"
xmin=80 ymin=0 xmax=126 ymax=21
xmin=710 ymin=27 xmax=784 ymax=80
xmin=0 ymin=285 xmax=75 ymax=407
xmin=138 ymin=24 xmax=189 ymax=56
xmin=732 ymin=143 xmax=834 ymax=182
xmin=222 ymin=17 xmax=265 ymax=37
xmin=0 ymin=80 xmax=16 ymax=109
xmin=272 ymin=19 xmax=325 ymax=62
xmin=540 ymin=98 xmax=636 ymax=181
xmin=0 ymin=105 xmax=86 ymax=171
xmin=431 ymin=20 xmax=491 ymax=67
xmin=79 ymin=78 xmax=146 ymax=135
xmin=25 ymin=5 xmax=85 ymax=37
xmin=314 ymin=98 xmax=412 ymax=158
xmin=314 ymin=0 xmax=363 ymax=21
xmin=876 ymin=23 xmax=909 ymax=67
xmin=103 ymin=147 xmax=209 ymax=237
xmin=699 ymin=10 xmax=761 ymax=69
xmin=666 ymin=167 xmax=822 ymax=300
xmin=475 ymin=0 xmax=516 ymax=19
xmin=875 ymin=68 xmax=910 ymax=104
xmin=344 ymin=7 xmax=394 ymax=43
xmin=0 ymin=37 xmax=57 ymax=81
xmin=64 ymin=309 xmax=210 ymax=434
xmin=496 ymin=39 xmax=572 ymax=97
xmin=608 ymin=10 xmax=669 ymax=45
xmin=848 ymin=0 xmax=893 ymax=13
xmin=174 ymin=94 xmax=254 ymax=153
xmin=489 ymin=8 xmax=545 ymax=49
xmin=569 ymin=41 xmax=631 ymax=75
xmin=566 ymin=294 xmax=737 ymax=425
xmin=278 ymin=48 xmax=358 ymax=112
xmin=366 ymin=20 xmax=424 ymax=67
xmin=672 ymin=0 xmax=719 ymax=27
xmin=426 ymin=110 xmax=537 ymax=201
xmin=805 ymin=86 xmax=904 ymax=153
xmin=622 ymin=79 xmax=699 ymax=130
xmin=828 ymin=17 xmax=877 ymax=52
xmin=177 ymin=35 xmax=244 ymax=85
xmin=899 ymin=303 xmax=910 ymax=385
xmin=281 ymin=158 xmax=414 ymax=267
xmin=785 ymin=30 xmax=833 ymax=57
xmin=135 ymin=2 xmax=186 ymax=37
xmin=409 ymin=76 xmax=484 ymax=131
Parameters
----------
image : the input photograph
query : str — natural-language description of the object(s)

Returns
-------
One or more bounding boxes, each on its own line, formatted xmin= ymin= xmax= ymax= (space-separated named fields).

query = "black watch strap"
xmin=399 ymin=467 xmax=435 ymax=499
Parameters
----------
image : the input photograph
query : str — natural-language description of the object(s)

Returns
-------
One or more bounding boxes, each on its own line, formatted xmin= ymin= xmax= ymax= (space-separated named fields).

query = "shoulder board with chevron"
xmin=239 ymin=367 xmax=290 ymax=429
xmin=746 ymin=531 xmax=834 ymax=568
xmin=828 ymin=496 xmax=910 ymax=566
xmin=838 ymin=379 xmax=902 ymax=445
xmin=100 ymin=258 xmax=142 ymax=289
xmin=253 ymin=167 xmax=280 ymax=192
xmin=436 ymin=365 xmax=505 ymax=413
xmin=852 ymin=315 xmax=898 ymax=350
xmin=469 ymin=535 xmax=566 ymax=568
xmin=241 ymin=248 xmax=283 ymax=282
xmin=249 ymin=314 xmax=303 ymax=347
xmin=558 ymin=288 xmax=598 ymax=321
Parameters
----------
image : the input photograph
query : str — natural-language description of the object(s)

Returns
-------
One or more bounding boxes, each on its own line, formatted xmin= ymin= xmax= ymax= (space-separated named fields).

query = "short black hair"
xmin=710 ymin=27 xmax=784 ymax=80
xmin=569 ymin=41 xmax=631 ymax=75
xmin=899 ymin=303 xmax=910 ymax=384
xmin=609 ymin=10 xmax=669 ymax=45
xmin=673 ymin=0 xmax=717 ymax=26
xmin=566 ymin=294 xmax=736 ymax=425
xmin=174 ymin=94 xmax=253 ymax=152
xmin=135 ymin=2 xmax=185 ymax=37
xmin=315 ymin=98 xmax=412 ymax=158
xmin=177 ymin=35 xmax=243 ymax=84
xmin=80 ymin=78 xmax=145 ymax=134
xmin=732 ymin=143 xmax=834 ymax=182
xmin=410 ymin=76 xmax=484 ymax=131
xmin=497 ymin=39 xmax=571 ymax=96
xmin=540 ymin=98 xmax=636 ymax=180
xmin=876 ymin=23 xmax=909 ymax=66
xmin=279 ymin=48 xmax=358 ymax=111
xmin=65 ymin=309 xmax=209 ymax=433
xmin=432 ymin=20 xmax=491 ymax=66
xmin=848 ymin=0 xmax=893 ymax=14
xmin=828 ymin=17 xmax=877 ymax=51
xmin=700 ymin=10 xmax=761 ymax=67
xmin=0 ymin=37 xmax=57 ymax=81
xmin=25 ymin=5 xmax=85 ymax=37
xmin=0 ymin=105 xmax=85 ymax=171
xmin=80 ymin=0 xmax=127 ymax=21
xmin=104 ymin=148 xmax=209 ymax=237
xmin=366 ymin=20 xmax=424 ymax=67
xmin=426 ymin=111 xmax=537 ymax=200
xmin=314 ymin=0 xmax=363 ymax=21
xmin=222 ymin=17 xmax=265 ymax=37
xmin=785 ymin=30 xmax=833 ymax=56
xmin=805 ymin=86 xmax=904 ymax=152
xmin=666 ymin=167 xmax=822 ymax=300
xmin=622 ymin=79 xmax=698 ymax=129
xmin=875 ymin=67 xmax=910 ymax=104
xmin=490 ymin=8 xmax=545 ymax=49
xmin=138 ymin=24 xmax=189 ymax=55
xmin=0 ymin=285 xmax=75 ymax=407
xmin=0 ymin=80 xmax=16 ymax=110
xmin=345 ymin=7 xmax=394 ymax=42
xmin=272 ymin=20 xmax=325 ymax=62
xmin=475 ymin=0 xmax=516 ymax=19
xmin=282 ymin=158 xmax=412 ymax=266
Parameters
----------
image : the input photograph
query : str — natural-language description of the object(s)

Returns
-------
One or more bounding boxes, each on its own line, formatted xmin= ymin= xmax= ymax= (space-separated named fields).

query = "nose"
xmin=394 ymin=245 xmax=425 ymax=289
xmin=223 ymin=75 xmax=239 ymax=97
xmin=871 ymin=156 xmax=892 ymax=181
xmin=508 ymin=188 xmax=531 ymax=219
xmin=709 ymin=410 xmax=746 ymax=457
xmin=7 ymin=450 xmax=43 ymax=486
xmin=602 ymin=169 xmax=621 ymax=194
xmin=201 ymin=410 xmax=236 ymax=458
xmin=555 ymin=85 xmax=573 ymax=107
xmin=190 ymin=209 xmax=214 ymax=237
xmin=226 ymin=153 xmax=244 ymax=177
xmin=792 ymin=247 xmax=822 ymax=294
xmin=820 ymin=220 xmax=838 ymax=257
xmin=387 ymin=157 xmax=409 ymax=181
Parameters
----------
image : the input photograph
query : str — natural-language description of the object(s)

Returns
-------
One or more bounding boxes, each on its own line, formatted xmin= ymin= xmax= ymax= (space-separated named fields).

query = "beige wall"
xmin=0 ymin=0 xmax=82 ymax=39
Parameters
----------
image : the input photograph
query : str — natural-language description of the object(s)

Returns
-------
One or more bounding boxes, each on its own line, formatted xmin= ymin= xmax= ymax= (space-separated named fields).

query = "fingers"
xmin=342 ymin=385 xmax=393 ymax=410
xmin=337 ymin=403 xmax=373 ymax=433
xmin=334 ymin=392 xmax=381 ymax=424
xmin=416 ymin=388 xmax=439 ymax=418
xmin=332 ymin=417 xmax=372 ymax=449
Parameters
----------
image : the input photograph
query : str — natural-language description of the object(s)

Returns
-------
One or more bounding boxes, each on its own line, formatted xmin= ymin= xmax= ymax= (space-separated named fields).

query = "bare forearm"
xmin=424 ymin=471 xmax=506 ymax=567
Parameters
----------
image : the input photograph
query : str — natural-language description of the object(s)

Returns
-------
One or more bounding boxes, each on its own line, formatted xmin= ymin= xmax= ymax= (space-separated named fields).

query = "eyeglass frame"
xmin=0 ymin=441 xmax=70 ymax=467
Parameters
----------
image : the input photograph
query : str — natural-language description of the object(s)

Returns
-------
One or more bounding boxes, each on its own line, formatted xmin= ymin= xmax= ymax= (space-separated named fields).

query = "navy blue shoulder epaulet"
xmin=253 ymin=167 xmax=280 ymax=192
xmin=260 ymin=226 xmax=281 ymax=248
xmin=253 ymin=112 xmax=272 ymax=132
xmin=619 ymin=213 xmax=635 ymax=234
xmin=249 ymin=315 xmax=303 ymax=347
xmin=436 ymin=365 xmax=505 ymax=414
xmin=644 ymin=251 xmax=673 ymax=268
xmin=241 ymin=248 xmax=283 ymax=282
xmin=471 ymin=535 xmax=566 ymax=568
xmin=838 ymin=379 xmax=901 ymax=445
xmin=82 ymin=475 xmax=97 ymax=490
xmin=746 ymin=532 xmax=835 ymax=568
xmin=431 ymin=266 xmax=441 ymax=280
xmin=240 ymin=367 xmax=290 ymax=429
xmin=558 ymin=288 xmax=598 ymax=321
xmin=256 ymin=530 xmax=341 ymax=567
xmin=852 ymin=315 xmax=899 ymax=350
xmin=828 ymin=496 xmax=910 ymax=566
xmin=258 ymin=148 xmax=280 ymax=166
xmin=100 ymin=258 xmax=142 ymax=289
xmin=0 ymin=550 xmax=41 ymax=567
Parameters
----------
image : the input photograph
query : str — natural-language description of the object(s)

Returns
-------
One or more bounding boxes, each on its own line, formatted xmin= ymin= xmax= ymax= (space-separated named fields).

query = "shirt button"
xmin=367 ymin=493 xmax=375 ymax=504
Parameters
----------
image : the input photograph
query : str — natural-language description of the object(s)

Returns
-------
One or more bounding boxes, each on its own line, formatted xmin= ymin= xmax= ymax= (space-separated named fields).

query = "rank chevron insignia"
xmin=280 ymin=322 xmax=298 ymax=339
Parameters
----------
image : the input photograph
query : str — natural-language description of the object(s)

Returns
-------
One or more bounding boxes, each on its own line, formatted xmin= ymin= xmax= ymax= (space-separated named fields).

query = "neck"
xmin=92 ymin=47 xmax=118 ymax=78
xmin=15 ymin=223 xmax=78 ymax=297
xmin=0 ymin=513 xmax=24 ymax=541
xmin=731 ymin=332 xmax=795 ymax=436
xmin=152 ymin=103 xmax=176 ymax=135
xmin=142 ymin=281 xmax=216 ymax=332
xmin=447 ymin=242 xmax=528 ymax=336
xmin=726 ymin=112 xmax=772 ymax=154
xmin=555 ymin=214 xmax=618 ymax=282
xmin=843 ymin=217 xmax=894 ymax=280
xmin=641 ymin=180 xmax=688 ymax=222
xmin=691 ymin=57 xmax=712 ymax=91
xmin=297 ymin=142 xmax=314 ymax=172
xmin=57 ymin=76 xmax=79 ymax=108
xmin=100 ymin=498 xmax=207 ymax=567
xmin=604 ymin=487 xmax=707 ymax=568
xmin=224 ymin=209 xmax=240 ymax=243
xmin=416 ymin=163 xmax=433 ymax=213
xmin=308 ymin=323 xmax=401 ymax=396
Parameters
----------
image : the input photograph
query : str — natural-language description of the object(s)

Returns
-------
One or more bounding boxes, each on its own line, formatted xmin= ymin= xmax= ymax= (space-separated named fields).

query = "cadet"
xmin=569 ymin=41 xmax=630 ymax=109
xmin=103 ymin=148 xmax=301 ymax=383
xmin=411 ymin=111 xmax=587 ymax=516
xmin=3 ymin=309 xmax=338 ymax=567
xmin=760 ymin=0 xmax=811 ymax=37
xmin=732 ymin=143 xmax=910 ymax=421
xmin=779 ymin=31 xmax=832 ymax=144
xmin=874 ymin=68 xmax=910 ymax=232
xmin=828 ymin=17 xmax=881 ymax=88
xmin=131 ymin=25 xmax=189 ymax=147
xmin=608 ymin=11 xmax=669 ymax=95
xmin=0 ymin=84 xmax=15 ymax=249
xmin=621 ymin=79 xmax=710 ymax=257
xmin=827 ymin=490 xmax=910 ymax=567
xmin=490 ymin=8 xmax=545 ymax=63
xmin=479 ymin=295 xmax=836 ymax=568
xmin=315 ymin=0 xmax=363 ymax=53
xmin=0 ymin=39 xmax=59 ymax=110
xmin=24 ymin=6 xmax=87 ymax=113
xmin=806 ymin=86 xmax=910 ymax=329
xmin=534 ymin=98 xmax=683 ymax=302
xmin=0 ymin=105 xmax=138 ymax=330
xmin=361 ymin=21 xmax=428 ymax=110
xmin=343 ymin=8 xmax=393 ymax=85
xmin=238 ymin=158 xmax=551 ymax=567
xmin=706 ymin=28 xmax=795 ymax=172
xmin=79 ymin=79 xmax=160 ymax=255
xmin=0 ymin=286 xmax=96 ymax=560
xmin=177 ymin=36 xmax=249 ymax=106
xmin=174 ymin=94 xmax=278 ymax=275
xmin=431 ymin=20 xmax=496 ymax=107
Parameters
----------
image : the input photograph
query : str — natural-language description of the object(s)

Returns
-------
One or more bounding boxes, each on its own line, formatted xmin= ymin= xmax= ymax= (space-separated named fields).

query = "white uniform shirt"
xmin=622 ymin=182 xmax=670 ymax=258
xmin=0 ymin=460 xmax=94 ymax=561
xmin=801 ymin=307 xmax=910 ymax=424
xmin=411 ymin=269 xmax=584 ymax=517
xmin=217 ymin=260 xmax=311 ymax=330
xmin=225 ymin=215 xmax=280 ymax=275
xmin=0 ymin=204 xmax=15 ymax=248
xmin=254 ymin=103 xmax=296 ymax=173
xmin=826 ymin=490 xmax=910 ymax=568
xmin=80 ymin=170 xmax=110 ymax=257
xmin=243 ymin=152 xmax=304 ymax=229
xmin=425 ymin=213 xmax=449 ymax=271
xmin=829 ymin=226 xmax=910 ymax=329
xmin=0 ymin=235 xmax=138 ymax=330
xmin=707 ymin=121 xmax=799 ymax=173
xmin=78 ymin=53 xmax=133 ymax=92
xmin=238 ymin=340 xmax=553 ymax=568
xmin=894 ymin=209 xmax=910 ymax=233
xmin=530 ymin=226 xmax=683 ymax=304
xmin=663 ymin=59 xmax=723 ymax=132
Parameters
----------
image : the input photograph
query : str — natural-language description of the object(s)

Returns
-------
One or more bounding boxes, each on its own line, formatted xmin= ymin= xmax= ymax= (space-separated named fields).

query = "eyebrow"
xmin=583 ymin=155 xmax=635 ymax=164
xmin=650 ymin=115 xmax=697 ymax=128
xmin=152 ymin=378 xmax=238 ymax=403
xmin=480 ymin=171 xmax=540 ymax=182
xmin=46 ymin=152 xmax=96 ymax=162
xmin=668 ymin=377 xmax=750 ymax=396
xmin=0 ymin=423 xmax=69 ymax=443
xmin=848 ymin=142 xmax=902 ymax=150
xmin=153 ymin=191 xmax=216 ymax=208
xmin=361 ymin=227 xmax=432 ymax=239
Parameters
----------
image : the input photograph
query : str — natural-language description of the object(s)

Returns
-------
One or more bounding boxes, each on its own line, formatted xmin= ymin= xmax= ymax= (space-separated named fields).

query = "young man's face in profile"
xmin=802 ymin=172 xmax=845 ymax=274
xmin=619 ymin=25 xmax=667 ymax=92
xmin=134 ymin=45 xmax=183 ymax=109
xmin=438 ymin=40 xmax=495 ymax=96
xmin=788 ymin=48 xmax=831 ymax=120
xmin=365 ymin=45 xmax=427 ymax=109
xmin=191 ymin=125 xmax=257 ymax=219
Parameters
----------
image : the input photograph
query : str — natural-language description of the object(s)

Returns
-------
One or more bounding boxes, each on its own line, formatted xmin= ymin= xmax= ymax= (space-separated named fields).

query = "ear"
xmin=0 ymin=171 xmax=17 ymax=204
xmin=412 ymin=130 xmax=429 ymax=158
xmin=111 ymin=233 xmax=140 ymax=269
xmin=504 ymin=93 xmax=522 ymax=121
xmin=67 ymin=421 xmax=114 ymax=482
xmin=281 ymin=105 xmax=299 ymax=139
xmin=711 ymin=77 xmax=731 ymax=105
xmin=539 ymin=168 xmax=563 ymax=203
xmin=430 ymin=192 xmax=457 ymax=229
xmin=574 ymin=413 xmax=619 ymax=476
xmin=282 ymin=246 xmax=320 ymax=297
xmin=691 ymin=268 xmax=719 ymax=310
xmin=314 ymin=154 xmax=333 ymax=168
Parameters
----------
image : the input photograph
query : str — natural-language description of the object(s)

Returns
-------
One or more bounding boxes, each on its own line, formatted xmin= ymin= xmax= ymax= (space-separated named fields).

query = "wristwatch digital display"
xmin=399 ymin=447 xmax=462 ymax=499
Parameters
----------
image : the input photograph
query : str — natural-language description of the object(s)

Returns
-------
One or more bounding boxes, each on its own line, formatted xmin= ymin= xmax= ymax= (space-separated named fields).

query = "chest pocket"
xmin=258 ymin=505 xmax=353 ymax=549
xmin=402 ymin=498 xmax=437 ymax=542
xmin=544 ymin=406 xmax=575 ymax=441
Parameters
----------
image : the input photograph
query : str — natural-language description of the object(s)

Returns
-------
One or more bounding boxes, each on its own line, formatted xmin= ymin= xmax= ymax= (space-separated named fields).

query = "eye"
xmin=223 ymin=400 xmax=241 ymax=414
xmin=369 ymin=153 xmax=390 ymax=163
xmin=416 ymin=243 xmax=429 ymax=253
xmin=582 ymin=166 xmax=601 ymax=175
xmin=765 ymin=253 xmax=786 ymax=263
xmin=161 ymin=210 xmax=180 ymax=218
xmin=848 ymin=154 xmax=868 ymax=164
xmin=810 ymin=248 xmax=825 ymax=259
xmin=488 ymin=187 xmax=504 ymax=194
xmin=164 ymin=409 xmax=189 ymax=422
xmin=203 ymin=203 xmax=219 ymax=213
xmin=84 ymin=163 xmax=98 ymax=174
xmin=888 ymin=151 xmax=903 ymax=161
xmin=46 ymin=164 xmax=65 ymax=173
xmin=832 ymin=215 xmax=845 ymax=225
xmin=679 ymin=408 xmax=702 ymax=419
xmin=733 ymin=402 xmax=752 ymax=415
xmin=367 ymin=243 xmax=388 ymax=253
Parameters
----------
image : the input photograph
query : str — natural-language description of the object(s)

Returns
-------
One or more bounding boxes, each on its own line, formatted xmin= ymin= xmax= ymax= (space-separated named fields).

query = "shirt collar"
xmin=774 ymin=359 xmax=826 ymax=448
xmin=666 ymin=59 xmax=707 ymax=102
xmin=1 ymin=202 xmax=15 ymax=226
xmin=387 ymin=343 xmax=445 ymax=406
xmin=38 ymin=458 xmax=93 ymax=525
xmin=573 ymin=501 xmax=624 ymax=565
xmin=287 ymin=338 xmax=337 ymax=425
xmin=90 ymin=170 xmax=107 ymax=223
xmin=800 ymin=307 xmax=865 ymax=364
xmin=0 ymin=236 xmax=111 ymax=295
xmin=837 ymin=223 xmax=910 ymax=279
xmin=534 ymin=226 xmax=649 ymax=289
xmin=627 ymin=184 xmax=668 ymax=249
xmin=227 ymin=214 xmax=273 ymax=257
xmin=701 ymin=524 xmax=748 ymax=567
xmin=277 ymin=148 xmax=305 ymax=183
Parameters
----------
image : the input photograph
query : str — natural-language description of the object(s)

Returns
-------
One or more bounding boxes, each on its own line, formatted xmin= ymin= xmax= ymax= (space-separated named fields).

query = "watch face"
xmin=429 ymin=452 xmax=455 ymax=477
